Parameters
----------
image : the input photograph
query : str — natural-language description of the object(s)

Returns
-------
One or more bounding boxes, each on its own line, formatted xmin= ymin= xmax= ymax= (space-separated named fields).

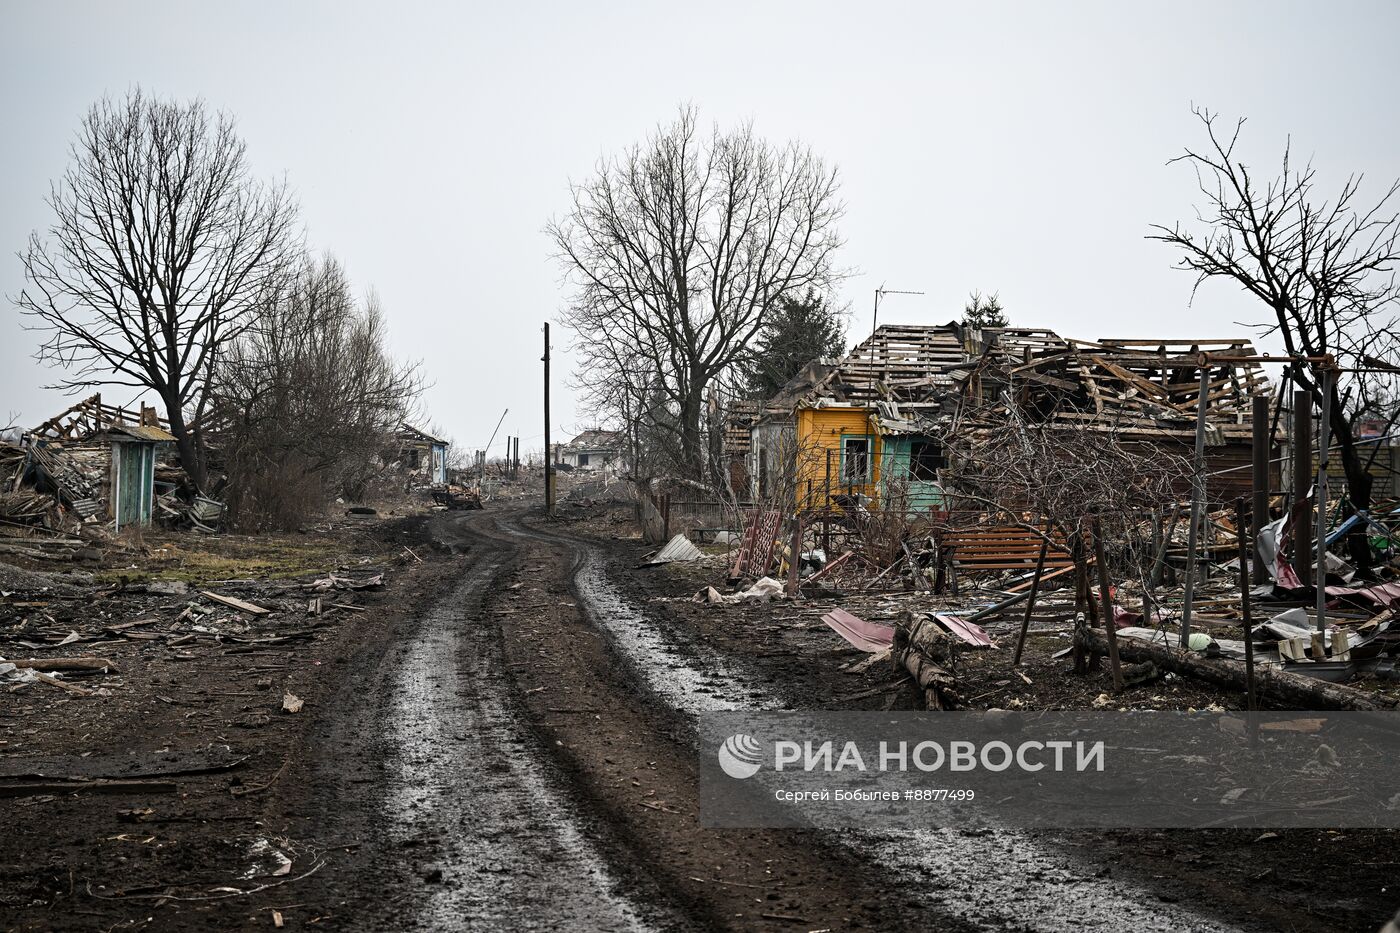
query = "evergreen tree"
xmin=962 ymin=290 xmax=1009 ymax=329
xmin=743 ymin=289 xmax=846 ymax=399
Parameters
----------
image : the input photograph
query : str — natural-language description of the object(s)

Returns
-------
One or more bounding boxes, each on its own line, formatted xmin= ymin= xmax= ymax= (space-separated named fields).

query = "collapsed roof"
xmin=28 ymin=394 xmax=175 ymax=443
xmin=754 ymin=324 xmax=1269 ymax=442
xmin=958 ymin=335 xmax=1271 ymax=443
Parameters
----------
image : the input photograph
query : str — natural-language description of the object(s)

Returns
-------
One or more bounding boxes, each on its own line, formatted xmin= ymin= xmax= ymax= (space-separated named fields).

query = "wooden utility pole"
xmin=1251 ymin=394 xmax=1271 ymax=585
xmin=1292 ymin=388 xmax=1313 ymax=580
xmin=1179 ymin=365 xmax=1212 ymax=648
xmin=543 ymin=323 xmax=553 ymax=515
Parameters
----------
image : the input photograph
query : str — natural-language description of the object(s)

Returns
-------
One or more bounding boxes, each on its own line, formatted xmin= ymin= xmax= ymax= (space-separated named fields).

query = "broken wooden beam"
xmin=1075 ymin=629 xmax=1400 ymax=711
xmin=3 ymin=656 xmax=120 ymax=674
xmin=200 ymin=590 xmax=271 ymax=615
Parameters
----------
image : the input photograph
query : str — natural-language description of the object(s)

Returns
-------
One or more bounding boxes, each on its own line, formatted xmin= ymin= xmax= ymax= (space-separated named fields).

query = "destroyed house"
xmin=954 ymin=335 xmax=1277 ymax=504
xmin=745 ymin=323 xmax=1276 ymax=515
xmin=20 ymin=394 xmax=177 ymax=529
xmin=748 ymin=325 xmax=968 ymax=512
xmin=559 ymin=429 xmax=623 ymax=473
xmin=394 ymin=424 xmax=449 ymax=485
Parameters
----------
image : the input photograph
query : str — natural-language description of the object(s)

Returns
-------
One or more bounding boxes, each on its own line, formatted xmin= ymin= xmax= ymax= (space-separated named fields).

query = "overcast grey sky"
xmin=4 ymin=0 xmax=1399 ymax=454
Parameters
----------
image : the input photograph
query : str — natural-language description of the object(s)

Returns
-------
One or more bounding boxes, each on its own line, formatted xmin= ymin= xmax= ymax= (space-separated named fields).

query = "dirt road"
xmin=280 ymin=504 xmax=1309 ymax=932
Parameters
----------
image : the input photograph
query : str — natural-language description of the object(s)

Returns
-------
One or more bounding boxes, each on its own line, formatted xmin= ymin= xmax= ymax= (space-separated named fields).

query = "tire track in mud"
xmin=506 ymin=517 xmax=1245 ymax=933
xmin=304 ymin=509 xmax=672 ymax=932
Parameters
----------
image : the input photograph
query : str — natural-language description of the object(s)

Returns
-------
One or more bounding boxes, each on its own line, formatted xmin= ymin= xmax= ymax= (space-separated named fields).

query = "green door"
xmin=882 ymin=436 xmax=945 ymax=514
xmin=114 ymin=442 xmax=153 ymax=530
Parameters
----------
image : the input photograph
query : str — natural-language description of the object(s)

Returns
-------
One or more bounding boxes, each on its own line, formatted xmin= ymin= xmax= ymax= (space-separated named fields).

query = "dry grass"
xmin=96 ymin=532 xmax=351 ymax=584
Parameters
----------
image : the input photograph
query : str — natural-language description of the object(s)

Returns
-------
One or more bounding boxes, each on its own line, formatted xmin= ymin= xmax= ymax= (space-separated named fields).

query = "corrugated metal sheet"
xmin=648 ymin=534 xmax=703 ymax=563
xmin=933 ymin=613 xmax=996 ymax=647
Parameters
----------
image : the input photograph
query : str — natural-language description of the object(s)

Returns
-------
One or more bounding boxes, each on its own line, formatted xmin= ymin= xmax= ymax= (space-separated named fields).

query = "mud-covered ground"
xmin=3 ymin=497 xmax=1398 ymax=932
xmin=0 ymin=512 xmax=455 ymax=931
xmin=552 ymin=503 xmax=1400 ymax=933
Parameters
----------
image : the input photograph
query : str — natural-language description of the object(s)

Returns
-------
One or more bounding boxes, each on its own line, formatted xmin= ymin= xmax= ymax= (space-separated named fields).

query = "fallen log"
xmin=894 ymin=612 xmax=959 ymax=710
xmin=1075 ymin=629 xmax=1399 ymax=711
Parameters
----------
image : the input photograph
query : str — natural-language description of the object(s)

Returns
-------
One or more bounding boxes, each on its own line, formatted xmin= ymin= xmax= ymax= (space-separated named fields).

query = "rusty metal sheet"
xmin=821 ymin=608 xmax=894 ymax=653
xmin=933 ymin=613 xmax=996 ymax=647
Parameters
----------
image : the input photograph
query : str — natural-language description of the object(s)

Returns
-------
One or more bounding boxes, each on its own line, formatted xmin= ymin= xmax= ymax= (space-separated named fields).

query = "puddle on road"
xmin=568 ymin=540 xmax=1240 ymax=933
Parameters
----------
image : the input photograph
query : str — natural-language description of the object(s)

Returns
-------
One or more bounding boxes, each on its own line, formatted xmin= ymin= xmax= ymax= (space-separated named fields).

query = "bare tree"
xmin=549 ymin=106 xmax=845 ymax=485
xmin=943 ymin=394 xmax=1191 ymax=671
xmin=1150 ymin=107 xmax=1400 ymax=549
xmin=17 ymin=89 xmax=299 ymax=489
xmin=212 ymin=257 xmax=421 ymax=529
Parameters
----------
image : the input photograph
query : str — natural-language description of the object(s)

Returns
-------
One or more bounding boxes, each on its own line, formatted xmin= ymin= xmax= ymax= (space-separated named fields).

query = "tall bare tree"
xmin=549 ymin=106 xmax=845 ymax=484
xmin=1151 ymin=106 xmax=1400 ymax=556
xmin=17 ymin=89 xmax=299 ymax=489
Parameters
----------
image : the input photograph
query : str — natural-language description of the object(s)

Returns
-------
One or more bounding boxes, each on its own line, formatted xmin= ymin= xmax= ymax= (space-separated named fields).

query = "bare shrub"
xmin=942 ymin=398 xmax=1191 ymax=590
xmin=212 ymin=255 xmax=421 ymax=529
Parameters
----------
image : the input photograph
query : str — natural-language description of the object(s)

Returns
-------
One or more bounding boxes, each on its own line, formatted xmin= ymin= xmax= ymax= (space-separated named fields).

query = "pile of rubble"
xmin=664 ymin=486 xmax=1400 ymax=715
xmin=0 ymin=395 xmax=226 ymax=542
xmin=0 ymin=569 xmax=388 ymax=702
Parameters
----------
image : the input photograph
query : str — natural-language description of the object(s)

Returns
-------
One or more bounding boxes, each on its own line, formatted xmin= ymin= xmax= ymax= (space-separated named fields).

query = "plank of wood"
xmin=1005 ymin=562 xmax=1081 ymax=593
xmin=200 ymin=590 xmax=271 ymax=615
xmin=5 ymin=657 xmax=120 ymax=673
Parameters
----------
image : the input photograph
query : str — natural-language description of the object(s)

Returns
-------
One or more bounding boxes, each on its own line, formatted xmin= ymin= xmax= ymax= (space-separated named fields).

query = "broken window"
xmin=579 ymin=453 xmax=590 ymax=466
xmin=907 ymin=439 xmax=944 ymax=481
xmin=841 ymin=437 xmax=870 ymax=484
xmin=408 ymin=449 xmax=420 ymax=470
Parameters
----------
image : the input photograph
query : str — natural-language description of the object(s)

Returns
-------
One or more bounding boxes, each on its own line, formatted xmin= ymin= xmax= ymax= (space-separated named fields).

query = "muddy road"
xmin=272 ymin=503 xmax=1326 ymax=933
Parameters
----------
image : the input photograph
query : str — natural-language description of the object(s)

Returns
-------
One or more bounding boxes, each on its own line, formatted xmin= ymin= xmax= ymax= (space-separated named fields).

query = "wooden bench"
xmin=939 ymin=525 xmax=1073 ymax=573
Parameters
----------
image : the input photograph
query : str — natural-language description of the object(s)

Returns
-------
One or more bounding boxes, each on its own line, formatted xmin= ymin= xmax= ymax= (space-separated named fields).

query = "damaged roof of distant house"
xmin=397 ymin=424 xmax=448 ymax=445
xmin=567 ymin=430 xmax=622 ymax=449
xmin=105 ymin=424 xmax=177 ymax=442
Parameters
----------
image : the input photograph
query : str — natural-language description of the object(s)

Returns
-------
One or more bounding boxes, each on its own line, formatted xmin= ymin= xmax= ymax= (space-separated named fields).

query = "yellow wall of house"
xmin=794 ymin=406 xmax=883 ymax=510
